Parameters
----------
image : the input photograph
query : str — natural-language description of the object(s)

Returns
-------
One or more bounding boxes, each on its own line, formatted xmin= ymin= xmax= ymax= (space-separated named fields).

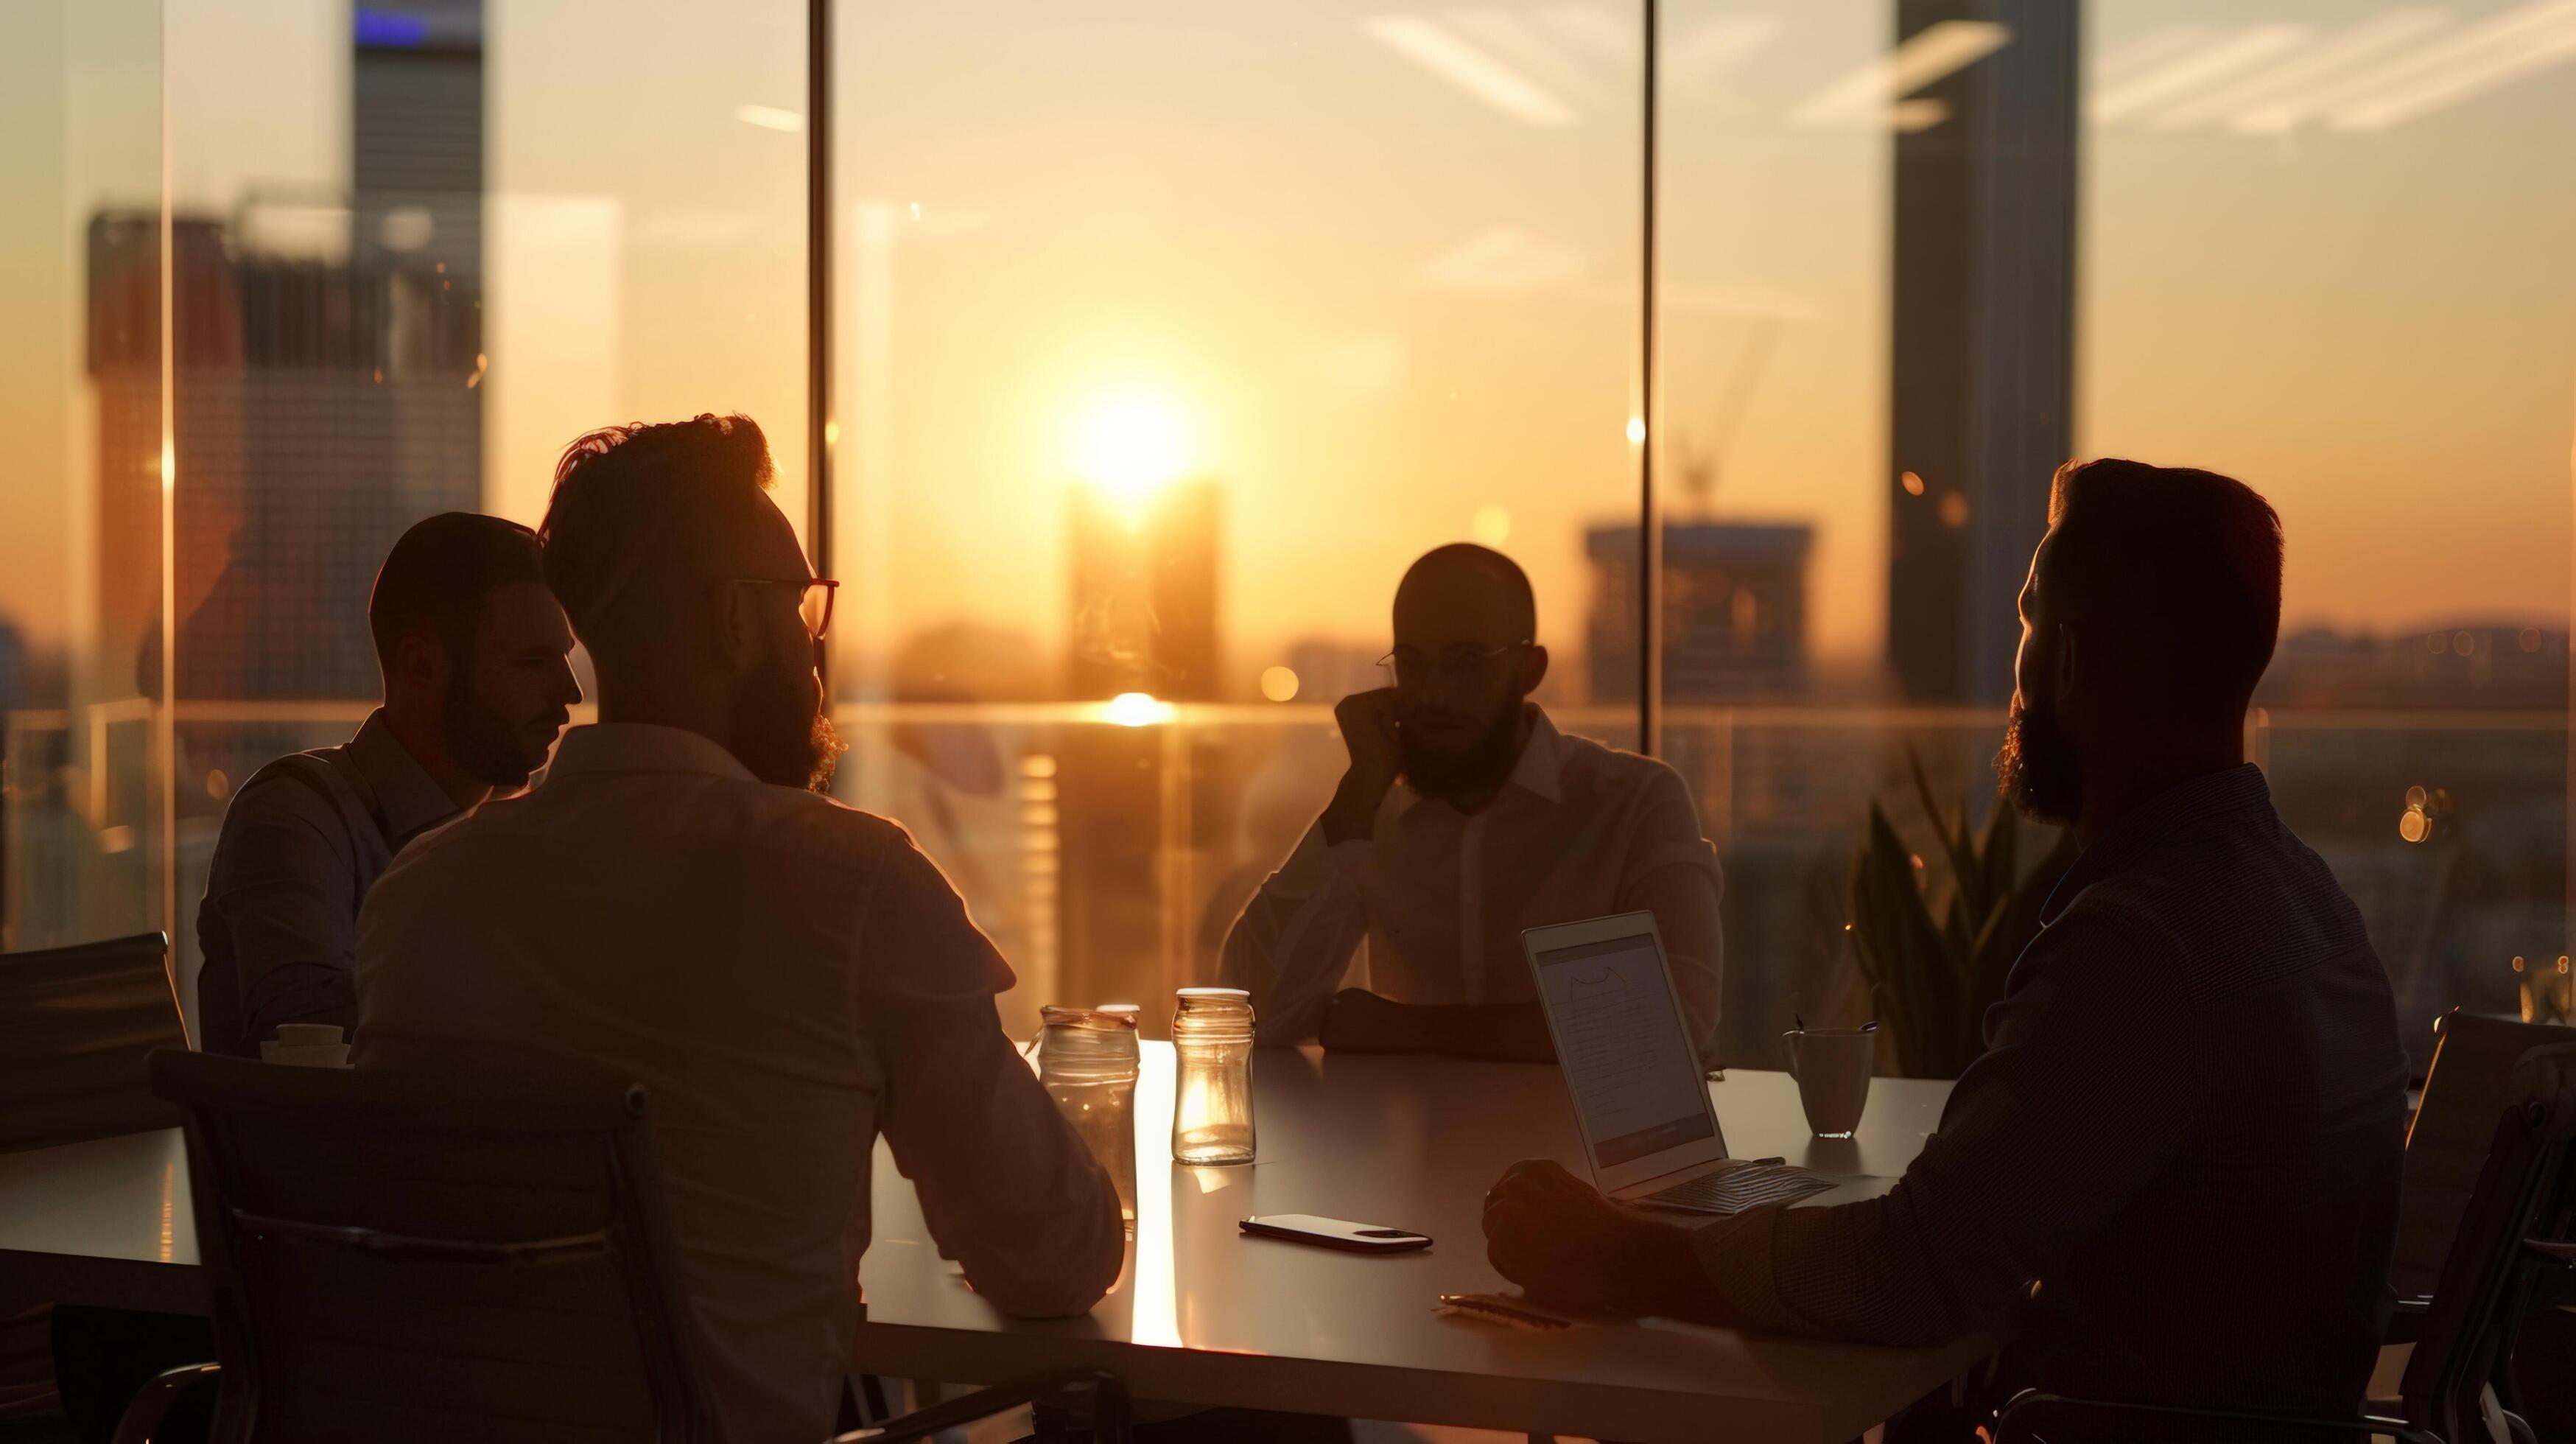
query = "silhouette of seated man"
xmin=1482 ymin=460 xmax=2411 ymax=1434
xmin=355 ymin=415 xmax=1123 ymax=1442
xmin=197 ymin=513 xmax=578 ymax=1057
xmin=1221 ymin=544 xmax=1723 ymax=1062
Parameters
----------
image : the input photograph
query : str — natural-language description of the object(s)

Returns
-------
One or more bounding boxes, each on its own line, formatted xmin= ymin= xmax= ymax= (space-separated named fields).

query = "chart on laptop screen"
xmin=1534 ymin=933 xmax=1714 ymax=1167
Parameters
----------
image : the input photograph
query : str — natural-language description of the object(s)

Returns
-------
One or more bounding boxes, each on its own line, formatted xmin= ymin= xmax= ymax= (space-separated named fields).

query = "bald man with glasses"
xmin=1219 ymin=544 xmax=1724 ymax=1063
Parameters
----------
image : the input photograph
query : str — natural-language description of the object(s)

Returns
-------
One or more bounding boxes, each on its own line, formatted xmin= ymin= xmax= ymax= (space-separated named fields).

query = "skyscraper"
xmin=1586 ymin=520 xmax=1814 ymax=704
xmin=91 ymin=1 xmax=486 ymax=714
xmin=1886 ymin=0 xmax=2077 ymax=704
xmin=1065 ymin=479 xmax=1223 ymax=702
xmin=1058 ymin=476 xmax=1226 ymax=1024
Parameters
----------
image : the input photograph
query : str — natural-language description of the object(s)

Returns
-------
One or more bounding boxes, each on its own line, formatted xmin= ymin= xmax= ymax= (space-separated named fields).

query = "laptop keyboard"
xmin=1637 ymin=1160 xmax=1838 ymax=1216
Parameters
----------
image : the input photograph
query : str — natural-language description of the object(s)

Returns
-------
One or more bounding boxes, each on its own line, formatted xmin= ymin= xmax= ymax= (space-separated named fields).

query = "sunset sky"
xmin=7 ymin=0 xmax=2571 ymax=703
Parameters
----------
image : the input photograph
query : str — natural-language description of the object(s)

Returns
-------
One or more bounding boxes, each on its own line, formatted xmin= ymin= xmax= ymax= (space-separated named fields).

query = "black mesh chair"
xmin=123 ymin=1050 xmax=1127 ymax=1443
xmin=2394 ymin=1013 xmax=2576 ymax=1310
xmin=1996 ymin=1043 xmax=2576 ymax=1444
xmin=0 ymin=933 xmax=183 ymax=1153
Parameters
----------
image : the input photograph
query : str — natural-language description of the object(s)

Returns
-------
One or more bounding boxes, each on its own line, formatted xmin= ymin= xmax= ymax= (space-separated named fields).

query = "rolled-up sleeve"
xmin=1218 ymin=820 xmax=1374 ymax=1043
xmin=1691 ymin=904 xmax=2195 ymax=1345
xmin=1616 ymin=765 xmax=1725 ymax=1051
xmin=863 ymin=833 xmax=1123 ymax=1319
xmin=205 ymin=776 xmax=359 ymax=1048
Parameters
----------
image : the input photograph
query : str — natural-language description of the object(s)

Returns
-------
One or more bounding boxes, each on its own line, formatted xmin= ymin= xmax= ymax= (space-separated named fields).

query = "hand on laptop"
xmin=1482 ymin=1159 xmax=1710 ymax=1318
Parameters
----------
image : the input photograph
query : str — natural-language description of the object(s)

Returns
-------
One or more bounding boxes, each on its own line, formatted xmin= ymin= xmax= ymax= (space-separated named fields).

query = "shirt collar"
xmin=2039 ymin=763 xmax=2274 ymax=925
xmin=348 ymin=709 xmax=466 ymax=839
xmin=1506 ymin=705 xmax=1565 ymax=804
xmin=544 ymin=723 xmax=761 ymax=785
xmin=1391 ymin=704 xmax=1564 ymax=824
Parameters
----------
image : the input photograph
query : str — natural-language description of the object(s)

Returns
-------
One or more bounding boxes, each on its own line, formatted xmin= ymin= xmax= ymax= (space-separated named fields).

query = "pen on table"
xmin=1436 ymin=1294 xmax=1572 ymax=1330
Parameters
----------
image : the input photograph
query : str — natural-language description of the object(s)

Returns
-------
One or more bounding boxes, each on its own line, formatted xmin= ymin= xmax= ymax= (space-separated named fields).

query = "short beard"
xmin=1997 ymin=694 xmax=2082 ymax=827
xmin=1400 ymin=699 xmax=1525 ymax=802
xmin=730 ymin=658 xmax=846 ymax=793
xmin=443 ymin=678 xmax=541 ymax=791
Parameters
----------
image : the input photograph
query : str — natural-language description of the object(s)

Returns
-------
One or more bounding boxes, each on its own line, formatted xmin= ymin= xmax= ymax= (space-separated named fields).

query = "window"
xmin=5 ymin=0 xmax=2566 ymax=1068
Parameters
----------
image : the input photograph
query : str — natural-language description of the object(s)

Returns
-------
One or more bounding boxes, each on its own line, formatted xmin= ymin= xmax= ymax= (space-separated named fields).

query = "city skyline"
xmin=5 ymin=0 xmax=2571 ymax=686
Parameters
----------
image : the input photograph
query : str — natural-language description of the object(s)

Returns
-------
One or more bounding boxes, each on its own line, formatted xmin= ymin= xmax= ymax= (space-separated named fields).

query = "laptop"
xmin=1522 ymin=911 xmax=1836 ymax=1216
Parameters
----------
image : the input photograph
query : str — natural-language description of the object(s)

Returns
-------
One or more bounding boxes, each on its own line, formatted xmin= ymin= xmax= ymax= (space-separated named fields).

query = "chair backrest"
xmin=2396 ymin=1012 xmax=2576 ymax=1299
xmin=149 ymin=1049 xmax=717 ymax=1444
xmin=2398 ymin=1042 xmax=2576 ymax=1443
xmin=0 ymin=933 xmax=184 ymax=1152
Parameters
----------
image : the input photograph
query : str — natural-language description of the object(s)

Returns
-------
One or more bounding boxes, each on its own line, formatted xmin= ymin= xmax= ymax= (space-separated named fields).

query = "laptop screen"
xmin=1533 ymin=931 xmax=1716 ymax=1167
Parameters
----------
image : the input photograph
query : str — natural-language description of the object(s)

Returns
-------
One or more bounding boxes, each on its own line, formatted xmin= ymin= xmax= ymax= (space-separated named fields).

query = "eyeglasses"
xmin=1375 ymin=640 xmax=1528 ymax=687
xmin=726 ymin=578 xmax=839 ymax=639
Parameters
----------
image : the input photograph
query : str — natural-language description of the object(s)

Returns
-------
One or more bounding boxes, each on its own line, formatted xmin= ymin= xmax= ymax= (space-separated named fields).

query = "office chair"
xmin=122 ymin=1050 xmax=1129 ymax=1443
xmin=0 ymin=933 xmax=183 ymax=1152
xmin=1996 ymin=1043 xmax=2576 ymax=1444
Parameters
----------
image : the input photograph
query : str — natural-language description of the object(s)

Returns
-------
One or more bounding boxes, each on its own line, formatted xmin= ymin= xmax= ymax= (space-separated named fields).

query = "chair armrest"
xmin=109 ymin=1362 xmax=220 ymax=1444
xmin=1996 ymin=1389 xmax=2425 ymax=1444
xmin=2382 ymin=1293 xmax=2433 ymax=1344
xmin=832 ymin=1367 xmax=1129 ymax=1444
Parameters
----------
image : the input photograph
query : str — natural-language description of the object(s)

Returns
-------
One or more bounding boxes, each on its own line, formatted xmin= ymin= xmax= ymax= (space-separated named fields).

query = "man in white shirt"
xmin=1220 ymin=544 xmax=1724 ymax=1062
xmin=355 ymin=413 xmax=1123 ymax=1443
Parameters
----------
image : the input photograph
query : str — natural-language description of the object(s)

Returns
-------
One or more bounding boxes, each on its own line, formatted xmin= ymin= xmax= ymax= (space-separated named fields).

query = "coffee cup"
xmin=1781 ymin=1028 xmax=1873 ymax=1138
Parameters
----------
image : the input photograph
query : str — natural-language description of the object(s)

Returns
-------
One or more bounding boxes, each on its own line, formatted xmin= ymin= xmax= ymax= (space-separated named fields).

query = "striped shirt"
xmin=1695 ymin=764 xmax=2410 ymax=1410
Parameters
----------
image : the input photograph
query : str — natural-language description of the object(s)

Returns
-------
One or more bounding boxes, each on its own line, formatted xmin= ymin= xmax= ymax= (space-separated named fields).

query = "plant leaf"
xmin=1908 ymin=746 xmax=1984 ymax=916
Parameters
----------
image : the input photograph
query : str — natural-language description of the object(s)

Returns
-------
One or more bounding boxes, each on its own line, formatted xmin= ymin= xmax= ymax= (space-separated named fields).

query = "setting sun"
xmin=1074 ymin=393 xmax=1193 ymax=505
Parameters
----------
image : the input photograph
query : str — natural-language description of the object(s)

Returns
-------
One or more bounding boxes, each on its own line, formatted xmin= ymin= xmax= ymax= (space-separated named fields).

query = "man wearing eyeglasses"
xmin=1220 ymin=543 xmax=1724 ymax=1062
xmin=355 ymin=414 xmax=1122 ymax=1443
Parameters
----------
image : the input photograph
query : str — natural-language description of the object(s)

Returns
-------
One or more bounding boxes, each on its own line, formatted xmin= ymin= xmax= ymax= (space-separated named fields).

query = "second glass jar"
xmin=1170 ymin=986 xmax=1255 ymax=1166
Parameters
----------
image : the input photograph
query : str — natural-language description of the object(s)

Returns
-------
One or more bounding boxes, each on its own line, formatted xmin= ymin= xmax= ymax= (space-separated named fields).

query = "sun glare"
xmin=1075 ymin=394 xmax=1192 ymax=503
xmin=1106 ymin=691 xmax=1176 ymax=727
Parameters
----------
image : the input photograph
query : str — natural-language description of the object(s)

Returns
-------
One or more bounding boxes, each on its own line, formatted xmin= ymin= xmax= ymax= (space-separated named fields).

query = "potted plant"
xmin=1847 ymin=751 xmax=2076 ymax=1079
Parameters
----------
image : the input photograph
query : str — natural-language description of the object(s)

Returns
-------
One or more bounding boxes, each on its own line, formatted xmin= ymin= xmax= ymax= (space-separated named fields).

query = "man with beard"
xmin=354 ymin=414 xmax=1122 ymax=1443
xmin=1221 ymin=543 xmax=1724 ymax=1062
xmin=194 ymin=511 xmax=578 ymax=1058
xmin=1481 ymin=460 xmax=2410 ymax=1436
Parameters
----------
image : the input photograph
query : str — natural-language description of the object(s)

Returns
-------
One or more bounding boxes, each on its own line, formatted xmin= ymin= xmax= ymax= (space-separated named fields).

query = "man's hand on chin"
xmin=1481 ymin=1159 xmax=1710 ymax=1319
xmin=1317 ymin=988 xmax=1417 ymax=1053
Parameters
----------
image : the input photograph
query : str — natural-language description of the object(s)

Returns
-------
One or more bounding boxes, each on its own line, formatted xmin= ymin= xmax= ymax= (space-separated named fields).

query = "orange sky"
xmin=6 ymin=0 xmax=2570 ymax=703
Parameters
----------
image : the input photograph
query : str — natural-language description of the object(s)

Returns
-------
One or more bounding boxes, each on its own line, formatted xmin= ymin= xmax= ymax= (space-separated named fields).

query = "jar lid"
xmin=1042 ymin=1003 xmax=1143 ymax=1031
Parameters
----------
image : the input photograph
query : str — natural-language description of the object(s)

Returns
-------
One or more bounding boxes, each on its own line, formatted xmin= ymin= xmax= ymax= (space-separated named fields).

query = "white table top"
xmin=858 ymin=1045 xmax=1984 ymax=1444
xmin=0 ymin=1126 xmax=203 ymax=1313
xmin=0 ymin=1051 xmax=1984 ymax=1438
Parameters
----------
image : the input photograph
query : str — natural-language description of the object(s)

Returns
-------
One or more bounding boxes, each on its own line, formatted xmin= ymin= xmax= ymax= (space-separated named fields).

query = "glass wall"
xmin=0 ymin=1 xmax=166 ymax=956
xmin=4 ymin=1 xmax=2568 ymax=1068
xmin=828 ymin=0 xmax=1647 ymax=1033
xmin=2080 ymin=0 xmax=2576 ymax=1059
xmin=30 ymin=0 xmax=811 ymax=1035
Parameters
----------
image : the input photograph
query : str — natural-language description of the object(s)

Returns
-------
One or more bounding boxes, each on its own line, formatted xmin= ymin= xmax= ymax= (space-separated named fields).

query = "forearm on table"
xmin=888 ymin=1024 xmax=1125 ymax=1317
xmin=1693 ymin=1188 xmax=1987 ymax=1346
xmin=1224 ymin=852 xmax=1366 ymax=1042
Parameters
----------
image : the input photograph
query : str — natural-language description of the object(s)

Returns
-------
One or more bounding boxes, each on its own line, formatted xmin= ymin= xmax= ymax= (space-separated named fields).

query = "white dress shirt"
xmin=354 ymin=723 xmax=1122 ymax=1443
xmin=1220 ymin=707 xmax=1724 ymax=1049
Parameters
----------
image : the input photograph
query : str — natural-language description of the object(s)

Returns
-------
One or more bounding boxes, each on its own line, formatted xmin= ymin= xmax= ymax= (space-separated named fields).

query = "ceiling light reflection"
xmin=1362 ymin=15 xmax=1579 ymax=127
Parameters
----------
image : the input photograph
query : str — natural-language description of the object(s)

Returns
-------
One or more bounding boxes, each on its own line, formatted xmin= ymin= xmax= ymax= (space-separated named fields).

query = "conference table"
xmin=0 ymin=1047 xmax=1982 ymax=1443
xmin=863 ymin=1045 xmax=1979 ymax=1443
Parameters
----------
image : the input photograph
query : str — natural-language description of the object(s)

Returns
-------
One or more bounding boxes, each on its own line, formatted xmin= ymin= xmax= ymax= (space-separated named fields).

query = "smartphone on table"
xmin=1238 ymin=1214 xmax=1432 ymax=1253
